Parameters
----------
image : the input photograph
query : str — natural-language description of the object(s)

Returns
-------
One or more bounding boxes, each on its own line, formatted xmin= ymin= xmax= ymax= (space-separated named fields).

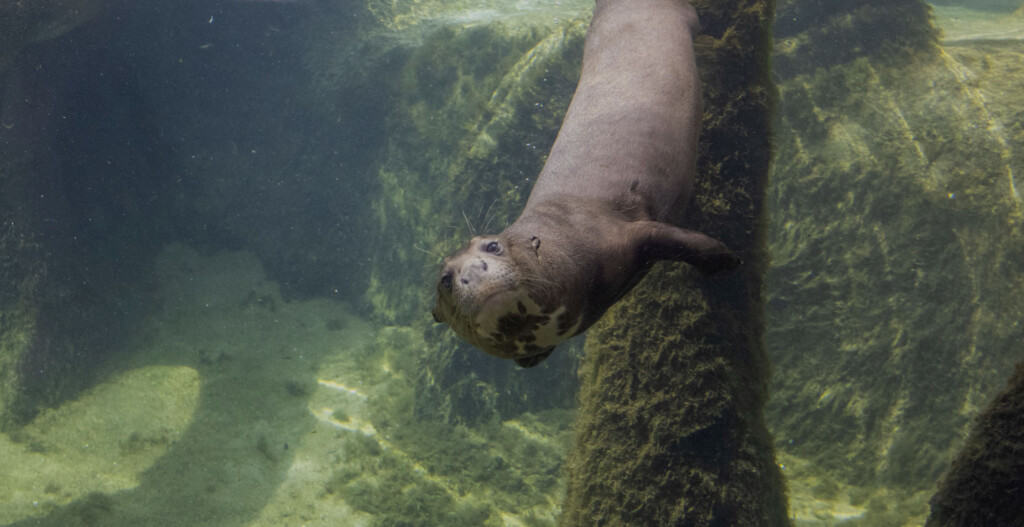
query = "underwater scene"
xmin=0 ymin=0 xmax=1021 ymax=525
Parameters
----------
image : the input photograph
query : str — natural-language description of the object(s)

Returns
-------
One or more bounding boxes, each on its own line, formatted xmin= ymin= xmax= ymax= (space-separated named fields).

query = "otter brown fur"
xmin=432 ymin=0 xmax=739 ymax=367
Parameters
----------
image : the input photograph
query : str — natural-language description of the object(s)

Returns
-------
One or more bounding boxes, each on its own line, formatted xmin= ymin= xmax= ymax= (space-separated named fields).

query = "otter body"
xmin=433 ymin=0 xmax=739 ymax=367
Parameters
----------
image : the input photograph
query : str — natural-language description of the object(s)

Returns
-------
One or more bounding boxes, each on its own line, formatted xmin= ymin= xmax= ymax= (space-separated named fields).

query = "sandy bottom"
xmin=0 ymin=243 xmax=572 ymax=527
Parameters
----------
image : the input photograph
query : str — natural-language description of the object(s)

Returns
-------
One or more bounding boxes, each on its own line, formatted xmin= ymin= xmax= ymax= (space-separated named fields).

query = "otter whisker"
xmin=480 ymin=198 xmax=499 ymax=233
xmin=412 ymin=243 xmax=435 ymax=256
xmin=462 ymin=210 xmax=476 ymax=236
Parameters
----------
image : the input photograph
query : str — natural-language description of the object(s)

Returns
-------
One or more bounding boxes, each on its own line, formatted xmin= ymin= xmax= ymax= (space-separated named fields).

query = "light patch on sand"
xmin=0 ymin=365 xmax=200 ymax=524
xmin=317 ymin=378 xmax=369 ymax=399
xmin=309 ymin=407 xmax=378 ymax=437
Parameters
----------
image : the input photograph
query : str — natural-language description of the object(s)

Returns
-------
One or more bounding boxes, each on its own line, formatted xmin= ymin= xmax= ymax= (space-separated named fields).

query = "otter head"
xmin=432 ymin=234 xmax=580 ymax=367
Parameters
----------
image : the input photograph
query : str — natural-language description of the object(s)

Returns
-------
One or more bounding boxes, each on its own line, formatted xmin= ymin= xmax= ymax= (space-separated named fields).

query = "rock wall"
xmin=765 ymin=0 xmax=1024 ymax=516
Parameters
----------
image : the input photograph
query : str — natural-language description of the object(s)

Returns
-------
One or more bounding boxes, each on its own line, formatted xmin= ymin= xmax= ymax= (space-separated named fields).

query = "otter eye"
xmin=440 ymin=272 xmax=453 ymax=291
xmin=484 ymin=241 xmax=501 ymax=254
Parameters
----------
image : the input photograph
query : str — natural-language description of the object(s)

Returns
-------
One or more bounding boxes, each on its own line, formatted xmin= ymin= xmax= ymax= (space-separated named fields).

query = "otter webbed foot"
xmin=633 ymin=221 xmax=741 ymax=274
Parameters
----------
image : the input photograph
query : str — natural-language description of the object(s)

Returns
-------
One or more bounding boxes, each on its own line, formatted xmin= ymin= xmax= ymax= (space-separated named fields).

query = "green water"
xmin=0 ymin=1 xmax=1022 ymax=526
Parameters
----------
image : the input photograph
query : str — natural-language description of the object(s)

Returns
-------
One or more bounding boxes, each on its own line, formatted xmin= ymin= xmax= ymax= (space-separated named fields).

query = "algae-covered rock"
xmin=764 ymin=0 xmax=1024 ymax=519
xmin=773 ymin=0 xmax=938 ymax=78
xmin=560 ymin=0 xmax=787 ymax=525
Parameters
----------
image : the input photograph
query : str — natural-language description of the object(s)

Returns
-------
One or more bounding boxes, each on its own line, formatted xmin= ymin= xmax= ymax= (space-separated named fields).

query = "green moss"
xmin=522 ymin=511 xmax=557 ymax=527
xmin=449 ymin=502 xmax=496 ymax=525
xmin=320 ymin=428 xmax=508 ymax=526
xmin=849 ymin=497 xmax=909 ymax=527
xmin=774 ymin=0 xmax=939 ymax=78
xmin=341 ymin=478 xmax=393 ymax=516
xmin=848 ymin=485 xmax=872 ymax=507
xmin=765 ymin=8 xmax=1024 ymax=502
xmin=348 ymin=432 xmax=384 ymax=458
xmin=324 ymin=465 xmax=361 ymax=495
xmin=329 ymin=443 xmax=494 ymax=527
xmin=811 ymin=476 xmax=841 ymax=500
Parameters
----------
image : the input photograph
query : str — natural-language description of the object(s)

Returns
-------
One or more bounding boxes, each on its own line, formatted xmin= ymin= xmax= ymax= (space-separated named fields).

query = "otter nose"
xmin=459 ymin=258 xmax=489 ymax=285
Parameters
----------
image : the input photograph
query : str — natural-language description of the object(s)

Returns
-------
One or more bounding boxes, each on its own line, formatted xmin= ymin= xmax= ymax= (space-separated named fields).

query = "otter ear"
xmin=514 ymin=348 xmax=554 ymax=368
xmin=633 ymin=221 xmax=741 ymax=274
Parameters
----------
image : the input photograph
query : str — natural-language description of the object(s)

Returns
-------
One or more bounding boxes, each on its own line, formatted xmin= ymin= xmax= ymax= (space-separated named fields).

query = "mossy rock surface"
xmin=763 ymin=0 xmax=1024 ymax=520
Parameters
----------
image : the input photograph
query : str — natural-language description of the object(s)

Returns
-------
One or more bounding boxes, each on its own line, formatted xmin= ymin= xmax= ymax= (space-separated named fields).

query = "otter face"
xmin=432 ymin=235 xmax=579 ymax=367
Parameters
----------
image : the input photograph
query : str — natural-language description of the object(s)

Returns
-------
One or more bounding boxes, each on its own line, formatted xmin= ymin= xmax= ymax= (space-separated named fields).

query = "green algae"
xmin=324 ymin=429 xmax=507 ymax=527
xmin=763 ymin=1 xmax=1024 ymax=524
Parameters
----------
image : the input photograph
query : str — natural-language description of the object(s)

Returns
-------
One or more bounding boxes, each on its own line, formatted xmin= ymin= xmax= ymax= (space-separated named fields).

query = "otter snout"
xmin=436 ymin=249 xmax=516 ymax=315
xmin=458 ymin=258 xmax=489 ymax=286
